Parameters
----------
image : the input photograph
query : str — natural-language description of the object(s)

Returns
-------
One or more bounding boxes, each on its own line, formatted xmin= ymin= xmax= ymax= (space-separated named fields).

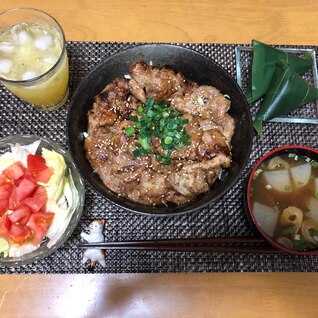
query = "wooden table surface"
xmin=1 ymin=1 xmax=318 ymax=317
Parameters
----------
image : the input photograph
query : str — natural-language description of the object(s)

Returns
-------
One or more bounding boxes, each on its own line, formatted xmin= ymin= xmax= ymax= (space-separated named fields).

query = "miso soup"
xmin=250 ymin=152 xmax=318 ymax=251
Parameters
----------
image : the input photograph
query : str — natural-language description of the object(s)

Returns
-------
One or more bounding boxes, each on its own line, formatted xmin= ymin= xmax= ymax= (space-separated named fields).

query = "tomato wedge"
xmin=16 ymin=178 xmax=37 ymax=202
xmin=8 ymin=187 xmax=23 ymax=210
xmin=0 ymin=183 xmax=13 ymax=200
xmin=8 ymin=205 xmax=32 ymax=225
xmin=0 ymin=215 xmax=12 ymax=238
xmin=3 ymin=162 xmax=24 ymax=180
xmin=13 ymin=176 xmax=24 ymax=186
xmin=23 ymin=186 xmax=48 ymax=213
xmin=32 ymin=167 xmax=52 ymax=184
xmin=0 ymin=152 xmax=56 ymax=248
xmin=27 ymin=212 xmax=54 ymax=245
xmin=0 ymin=174 xmax=8 ymax=185
xmin=9 ymin=223 xmax=31 ymax=244
xmin=27 ymin=154 xmax=47 ymax=171
xmin=0 ymin=199 xmax=9 ymax=216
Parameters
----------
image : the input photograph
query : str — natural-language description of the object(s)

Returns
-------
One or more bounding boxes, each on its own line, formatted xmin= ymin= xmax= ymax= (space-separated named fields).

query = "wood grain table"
xmin=1 ymin=1 xmax=318 ymax=317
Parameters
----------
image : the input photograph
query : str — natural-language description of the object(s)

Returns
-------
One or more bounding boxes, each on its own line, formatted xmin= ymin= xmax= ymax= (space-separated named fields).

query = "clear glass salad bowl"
xmin=0 ymin=134 xmax=85 ymax=266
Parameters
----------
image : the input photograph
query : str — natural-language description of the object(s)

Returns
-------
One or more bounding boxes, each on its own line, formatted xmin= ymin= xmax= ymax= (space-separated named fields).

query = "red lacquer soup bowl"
xmin=246 ymin=145 xmax=318 ymax=255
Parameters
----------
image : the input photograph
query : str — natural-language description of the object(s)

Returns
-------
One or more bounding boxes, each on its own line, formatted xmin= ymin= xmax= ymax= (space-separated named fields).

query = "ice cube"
xmin=34 ymin=35 xmax=53 ymax=51
xmin=0 ymin=59 xmax=13 ymax=74
xmin=22 ymin=71 xmax=37 ymax=80
xmin=0 ymin=42 xmax=14 ymax=53
xmin=17 ymin=30 xmax=32 ymax=44
xmin=43 ymin=56 xmax=56 ymax=67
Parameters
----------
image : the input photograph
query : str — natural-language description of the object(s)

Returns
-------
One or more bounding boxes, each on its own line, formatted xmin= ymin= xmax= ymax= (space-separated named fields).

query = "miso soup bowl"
xmin=246 ymin=145 xmax=318 ymax=255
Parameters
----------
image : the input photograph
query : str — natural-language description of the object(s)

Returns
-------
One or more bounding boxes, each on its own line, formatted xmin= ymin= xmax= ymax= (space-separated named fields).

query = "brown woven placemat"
xmin=0 ymin=41 xmax=317 ymax=273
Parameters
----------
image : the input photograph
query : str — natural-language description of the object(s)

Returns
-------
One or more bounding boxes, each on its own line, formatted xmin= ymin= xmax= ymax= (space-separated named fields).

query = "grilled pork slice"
xmin=129 ymin=61 xmax=198 ymax=102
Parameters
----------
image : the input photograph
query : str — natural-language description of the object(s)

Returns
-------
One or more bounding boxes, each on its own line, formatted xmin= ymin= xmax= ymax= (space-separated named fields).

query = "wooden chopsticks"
xmin=77 ymin=236 xmax=283 ymax=254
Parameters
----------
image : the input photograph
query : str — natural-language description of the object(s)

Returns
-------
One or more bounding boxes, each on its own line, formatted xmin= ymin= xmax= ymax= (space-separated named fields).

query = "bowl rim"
xmin=67 ymin=43 xmax=253 ymax=216
xmin=246 ymin=145 xmax=318 ymax=255
xmin=0 ymin=134 xmax=85 ymax=266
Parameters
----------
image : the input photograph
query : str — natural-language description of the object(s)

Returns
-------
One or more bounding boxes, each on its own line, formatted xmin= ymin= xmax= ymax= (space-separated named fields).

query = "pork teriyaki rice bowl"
xmin=84 ymin=61 xmax=235 ymax=206
xmin=68 ymin=44 xmax=253 ymax=215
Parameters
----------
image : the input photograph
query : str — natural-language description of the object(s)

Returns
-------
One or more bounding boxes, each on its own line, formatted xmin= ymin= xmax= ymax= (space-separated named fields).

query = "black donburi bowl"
xmin=67 ymin=44 xmax=253 ymax=216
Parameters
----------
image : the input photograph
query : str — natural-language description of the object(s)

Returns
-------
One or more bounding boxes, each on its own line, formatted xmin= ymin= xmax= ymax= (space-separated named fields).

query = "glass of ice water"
xmin=0 ymin=8 xmax=69 ymax=111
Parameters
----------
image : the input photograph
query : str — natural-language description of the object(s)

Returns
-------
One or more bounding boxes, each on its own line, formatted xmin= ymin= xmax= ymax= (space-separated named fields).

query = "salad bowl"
xmin=0 ymin=134 xmax=85 ymax=266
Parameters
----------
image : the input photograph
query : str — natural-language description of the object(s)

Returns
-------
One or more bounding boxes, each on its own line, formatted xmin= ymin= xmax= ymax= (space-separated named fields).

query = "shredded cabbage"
xmin=0 ymin=140 xmax=41 ymax=170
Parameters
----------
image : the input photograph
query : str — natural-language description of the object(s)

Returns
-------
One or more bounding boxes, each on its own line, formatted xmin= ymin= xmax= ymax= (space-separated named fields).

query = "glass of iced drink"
xmin=0 ymin=8 xmax=69 ymax=111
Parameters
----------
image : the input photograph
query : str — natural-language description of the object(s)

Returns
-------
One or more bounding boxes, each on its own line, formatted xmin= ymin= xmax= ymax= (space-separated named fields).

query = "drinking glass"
xmin=0 ymin=8 xmax=69 ymax=111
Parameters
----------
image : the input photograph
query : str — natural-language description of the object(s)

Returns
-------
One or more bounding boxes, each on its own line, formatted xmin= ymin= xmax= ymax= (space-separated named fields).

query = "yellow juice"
xmin=3 ymin=53 xmax=69 ymax=107
xmin=0 ymin=21 xmax=69 ymax=110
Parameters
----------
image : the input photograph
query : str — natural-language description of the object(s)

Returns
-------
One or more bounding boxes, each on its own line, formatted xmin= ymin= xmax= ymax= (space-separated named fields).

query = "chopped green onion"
xmin=259 ymin=162 xmax=266 ymax=170
xmin=130 ymin=116 xmax=138 ymax=122
xmin=125 ymin=126 xmax=135 ymax=137
xmin=164 ymin=136 xmax=173 ymax=144
xmin=147 ymin=109 xmax=154 ymax=118
xmin=140 ymin=137 xmax=150 ymax=150
xmin=312 ymin=161 xmax=318 ymax=169
xmin=124 ymin=98 xmax=191 ymax=164
xmin=133 ymin=149 xmax=143 ymax=157
xmin=253 ymin=169 xmax=263 ymax=180
xmin=281 ymin=227 xmax=294 ymax=235
xmin=293 ymin=236 xmax=315 ymax=251
xmin=146 ymin=98 xmax=155 ymax=107
xmin=309 ymin=228 xmax=318 ymax=236
xmin=273 ymin=204 xmax=280 ymax=213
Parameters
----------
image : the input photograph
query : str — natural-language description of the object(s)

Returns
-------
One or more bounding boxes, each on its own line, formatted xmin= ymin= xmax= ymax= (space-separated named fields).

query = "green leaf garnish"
xmin=253 ymin=61 xmax=318 ymax=139
xmin=246 ymin=39 xmax=312 ymax=104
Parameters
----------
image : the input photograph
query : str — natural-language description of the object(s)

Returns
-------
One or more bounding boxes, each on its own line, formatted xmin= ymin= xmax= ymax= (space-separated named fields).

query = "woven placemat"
xmin=0 ymin=41 xmax=317 ymax=274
